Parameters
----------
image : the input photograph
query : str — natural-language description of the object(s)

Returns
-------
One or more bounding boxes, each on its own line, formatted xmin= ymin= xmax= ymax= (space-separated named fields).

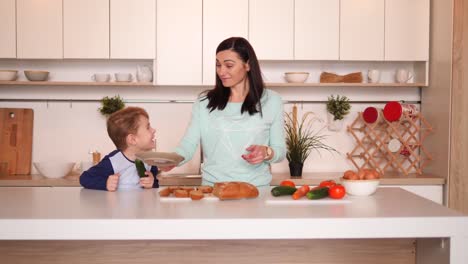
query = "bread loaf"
xmin=212 ymin=182 xmax=259 ymax=200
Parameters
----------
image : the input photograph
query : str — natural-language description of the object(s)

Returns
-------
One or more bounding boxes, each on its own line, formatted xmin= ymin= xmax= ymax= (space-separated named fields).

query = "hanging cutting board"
xmin=0 ymin=108 xmax=34 ymax=175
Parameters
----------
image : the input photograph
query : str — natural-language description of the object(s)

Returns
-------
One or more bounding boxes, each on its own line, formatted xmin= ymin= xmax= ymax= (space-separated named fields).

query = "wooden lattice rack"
xmin=347 ymin=111 xmax=433 ymax=175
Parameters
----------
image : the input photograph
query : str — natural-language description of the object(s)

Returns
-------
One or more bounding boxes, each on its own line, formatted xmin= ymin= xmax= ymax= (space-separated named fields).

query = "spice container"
xmin=92 ymin=151 xmax=101 ymax=165
xmin=383 ymin=101 xmax=403 ymax=122
xmin=362 ymin=107 xmax=382 ymax=124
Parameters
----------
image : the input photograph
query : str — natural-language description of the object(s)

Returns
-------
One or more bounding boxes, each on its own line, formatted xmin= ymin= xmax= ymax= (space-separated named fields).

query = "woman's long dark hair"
xmin=202 ymin=37 xmax=264 ymax=116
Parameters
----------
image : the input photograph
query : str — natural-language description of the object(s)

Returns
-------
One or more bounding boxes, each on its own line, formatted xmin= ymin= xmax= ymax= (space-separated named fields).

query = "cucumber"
xmin=271 ymin=186 xmax=297 ymax=197
xmin=135 ymin=159 xmax=147 ymax=178
xmin=306 ymin=187 xmax=329 ymax=200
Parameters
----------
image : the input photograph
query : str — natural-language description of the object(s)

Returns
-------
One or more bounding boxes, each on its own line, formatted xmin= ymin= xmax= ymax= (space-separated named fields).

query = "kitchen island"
xmin=0 ymin=187 xmax=466 ymax=264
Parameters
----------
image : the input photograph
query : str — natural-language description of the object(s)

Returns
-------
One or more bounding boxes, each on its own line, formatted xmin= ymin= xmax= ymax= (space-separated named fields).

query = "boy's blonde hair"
xmin=107 ymin=107 xmax=149 ymax=150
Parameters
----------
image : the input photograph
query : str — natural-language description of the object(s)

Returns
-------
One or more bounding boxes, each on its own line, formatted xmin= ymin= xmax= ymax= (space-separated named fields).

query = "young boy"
xmin=80 ymin=106 xmax=158 ymax=191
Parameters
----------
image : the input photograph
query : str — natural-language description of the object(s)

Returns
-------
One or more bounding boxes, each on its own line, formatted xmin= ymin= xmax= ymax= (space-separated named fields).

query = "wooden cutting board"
xmin=0 ymin=108 xmax=33 ymax=175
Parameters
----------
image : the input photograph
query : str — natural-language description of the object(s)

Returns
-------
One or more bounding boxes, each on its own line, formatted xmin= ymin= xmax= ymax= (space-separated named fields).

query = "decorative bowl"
xmin=340 ymin=178 xmax=380 ymax=196
xmin=33 ymin=162 xmax=75 ymax=178
xmin=0 ymin=70 xmax=18 ymax=81
xmin=24 ymin=70 xmax=49 ymax=81
xmin=285 ymin=72 xmax=309 ymax=83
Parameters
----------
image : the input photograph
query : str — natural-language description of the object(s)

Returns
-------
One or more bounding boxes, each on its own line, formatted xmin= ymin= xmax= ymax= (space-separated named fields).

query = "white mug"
xmin=367 ymin=69 xmax=380 ymax=83
xmin=92 ymin=73 xmax=110 ymax=82
xmin=115 ymin=73 xmax=132 ymax=82
xmin=395 ymin=69 xmax=413 ymax=83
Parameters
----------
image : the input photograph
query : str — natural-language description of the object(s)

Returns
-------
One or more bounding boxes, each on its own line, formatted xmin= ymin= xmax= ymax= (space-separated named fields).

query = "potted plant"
xmin=284 ymin=111 xmax=338 ymax=177
xmin=326 ymin=94 xmax=351 ymax=131
xmin=99 ymin=95 xmax=125 ymax=117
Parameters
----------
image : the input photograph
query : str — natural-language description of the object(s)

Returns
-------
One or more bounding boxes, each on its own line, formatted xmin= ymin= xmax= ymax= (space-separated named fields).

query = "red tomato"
xmin=329 ymin=185 xmax=346 ymax=199
xmin=319 ymin=180 xmax=336 ymax=189
xmin=280 ymin=180 xmax=296 ymax=188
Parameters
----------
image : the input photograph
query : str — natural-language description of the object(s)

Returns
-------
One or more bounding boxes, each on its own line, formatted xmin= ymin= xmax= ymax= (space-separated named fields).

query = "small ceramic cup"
xmin=92 ymin=73 xmax=110 ymax=82
xmin=367 ymin=69 xmax=380 ymax=83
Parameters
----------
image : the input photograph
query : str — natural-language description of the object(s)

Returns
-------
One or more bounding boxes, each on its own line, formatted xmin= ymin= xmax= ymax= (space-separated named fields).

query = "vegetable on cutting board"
xmin=271 ymin=186 xmax=297 ymax=197
xmin=292 ymin=185 xmax=310 ymax=200
xmin=306 ymin=187 xmax=329 ymax=200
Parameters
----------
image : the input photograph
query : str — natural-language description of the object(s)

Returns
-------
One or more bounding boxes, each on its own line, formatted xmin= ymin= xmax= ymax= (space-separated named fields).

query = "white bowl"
xmin=25 ymin=70 xmax=49 ymax=81
xmin=0 ymin=70 xmax=18 ymax=81
xmin=285 ymin=72 xmax=309 ymax=83
xmin=340 ymin=178 xmax=380 ymax=196
xmin=34 ymin=162 xmax=75 ymax=178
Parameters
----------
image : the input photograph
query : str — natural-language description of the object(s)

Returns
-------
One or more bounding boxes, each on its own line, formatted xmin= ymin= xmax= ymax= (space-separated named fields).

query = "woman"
xmin=174 ymin=37 xmax=285 ymax=186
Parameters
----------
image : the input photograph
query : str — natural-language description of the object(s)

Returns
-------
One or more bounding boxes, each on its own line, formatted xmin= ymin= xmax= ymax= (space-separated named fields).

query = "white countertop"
xmin=0 ymin=187 xmax=466 ymax=240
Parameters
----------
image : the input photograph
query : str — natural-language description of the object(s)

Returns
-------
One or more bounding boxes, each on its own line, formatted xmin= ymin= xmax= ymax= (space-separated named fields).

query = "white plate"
xmin=136 ymin=151 xmax=184 ymax=167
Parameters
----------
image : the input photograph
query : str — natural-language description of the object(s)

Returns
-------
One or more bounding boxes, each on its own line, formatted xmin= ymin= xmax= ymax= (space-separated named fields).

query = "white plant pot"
xmin=327 ymin=112 xmax=344 ymax=131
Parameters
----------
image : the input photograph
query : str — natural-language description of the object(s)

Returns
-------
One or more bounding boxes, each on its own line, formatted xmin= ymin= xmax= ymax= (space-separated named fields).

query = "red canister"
xmin=363 ymin=107 xmax=379 ymax=124
xmin=383 ymin=101 xmax=402 ymax=122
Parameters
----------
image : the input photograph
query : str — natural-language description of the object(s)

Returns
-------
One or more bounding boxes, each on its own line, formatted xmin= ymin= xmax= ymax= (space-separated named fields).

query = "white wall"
xmin=0 ymin=60 xmax=421 ymax=175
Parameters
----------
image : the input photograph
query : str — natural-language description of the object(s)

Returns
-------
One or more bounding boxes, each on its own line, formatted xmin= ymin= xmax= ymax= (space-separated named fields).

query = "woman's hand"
xmin=106 ymin=173 xmax=120 ymax=192
xmin=159 ymin=165 xmax=175 ymax=172
xmin=242 ymin=145 xmax=267 ymax=164
xmin=140 ymin=171 xmax=155 ymax=189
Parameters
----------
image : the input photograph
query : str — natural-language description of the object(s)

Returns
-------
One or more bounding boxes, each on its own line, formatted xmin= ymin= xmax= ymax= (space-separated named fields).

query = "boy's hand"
xmin=140 ymin=171 xmax=154 ymax=189
xmin=106 ymin=173 xmax=120 ymax=192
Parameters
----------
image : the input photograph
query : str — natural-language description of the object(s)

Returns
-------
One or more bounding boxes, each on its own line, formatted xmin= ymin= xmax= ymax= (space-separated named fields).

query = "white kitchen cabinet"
xmin=203 ymin=0 xmax=248 ymax=85
xmin=63 ymin=0 xmax=109 ymax=59
xmin=249 ymin=0 xmax=294 ymax=60
xmin=17 ymin=0 xmax=63 ymax=59
xmin=340 ymin=0 xmax=384 ymax=60
xmin=295 ymin=0 xmax=339 ymax=60
xmin=385 ymin=0 xmax=430 ymax=61
xmin=110 ymin=0 xmax=155 ymax=59
xmin=156 ymin=0 xmax=202 ymax=85
xmin=0 ymin=0 xmax=16 ymax=58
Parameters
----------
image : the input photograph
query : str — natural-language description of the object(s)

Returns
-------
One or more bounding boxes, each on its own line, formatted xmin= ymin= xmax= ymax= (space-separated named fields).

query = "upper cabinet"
xmin=249 ymin=0 xmax=294 ymax=60
xmin=203 ymin=0 xmax=248 ymax=85
xmin=156 ymin=0 xmax=202 ymax=85
xmin=295 ymin=0 xmax=339 ymax=60
xmin=110 ymin=0 xmax=155 ymax=59
xmin=0 ymin=0 xmax=16 ymax=58
xmin=63 ymin=0 xmax=109 ymax=59
xmin=17 ymin=0 xmax=63 ymax=59
xmin=385 ymin=0 xmax=430 ymax=61
xmin=340 ymin=0 xmax=384 ymax=61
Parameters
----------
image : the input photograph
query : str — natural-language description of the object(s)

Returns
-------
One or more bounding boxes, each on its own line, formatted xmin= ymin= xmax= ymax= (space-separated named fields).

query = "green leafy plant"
xmin=99 ymin=95 xmax=125 ymax=116
xmin=326 ymin=95 xmax=351 ymax=121
xmin=284 ymin=111 xmax=338 ymax=164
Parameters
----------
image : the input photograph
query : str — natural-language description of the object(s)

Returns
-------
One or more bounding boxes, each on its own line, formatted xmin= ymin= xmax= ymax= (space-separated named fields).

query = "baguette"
xmin=212 ymin=182 xmax=259 ymax=200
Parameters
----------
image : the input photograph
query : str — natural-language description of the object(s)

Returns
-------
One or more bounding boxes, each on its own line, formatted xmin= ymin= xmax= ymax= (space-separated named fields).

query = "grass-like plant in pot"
xmin=284 ymin=111 xmax=338 ymax=177
xmin=99 ymin=95 xmax=125 ymax=117
xmin=326 ymin=94 xmax=351 ymax=131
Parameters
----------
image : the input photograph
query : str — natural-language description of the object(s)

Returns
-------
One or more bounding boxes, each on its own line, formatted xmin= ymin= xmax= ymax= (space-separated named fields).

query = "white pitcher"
xmin=136 ymin=65 xmax=153 ymax=82
xmin=395 ymin=69 xmax=413 ymax=83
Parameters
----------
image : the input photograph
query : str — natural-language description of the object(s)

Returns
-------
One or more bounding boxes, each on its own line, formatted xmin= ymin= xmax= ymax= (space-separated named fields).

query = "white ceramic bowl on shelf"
xmin=0 ymin=70 xmax=18 ymax=81
xmin=24 ymin=70 xmax=49 ymax=81
xmin=284 ymin=72 xmax=309 ymax=83
xmin=340 ymin=178 xmax=380 ymax=196
xmin=33 ymin=162 xmax=75 ymax=178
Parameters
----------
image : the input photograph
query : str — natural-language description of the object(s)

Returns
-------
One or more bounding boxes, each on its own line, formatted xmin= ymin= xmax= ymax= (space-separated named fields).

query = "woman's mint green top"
xmin=175 ymin=89 xmax=286 ymax=186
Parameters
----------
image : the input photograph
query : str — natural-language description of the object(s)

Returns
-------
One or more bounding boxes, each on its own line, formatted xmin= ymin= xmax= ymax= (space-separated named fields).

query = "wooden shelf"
xmin=266 ymin=82 xmax=426 ymax=87
xmin=0 ymin=81 xmax=426 ymax=87
xmin=0 ymin=81 xmax=154 ymax=86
